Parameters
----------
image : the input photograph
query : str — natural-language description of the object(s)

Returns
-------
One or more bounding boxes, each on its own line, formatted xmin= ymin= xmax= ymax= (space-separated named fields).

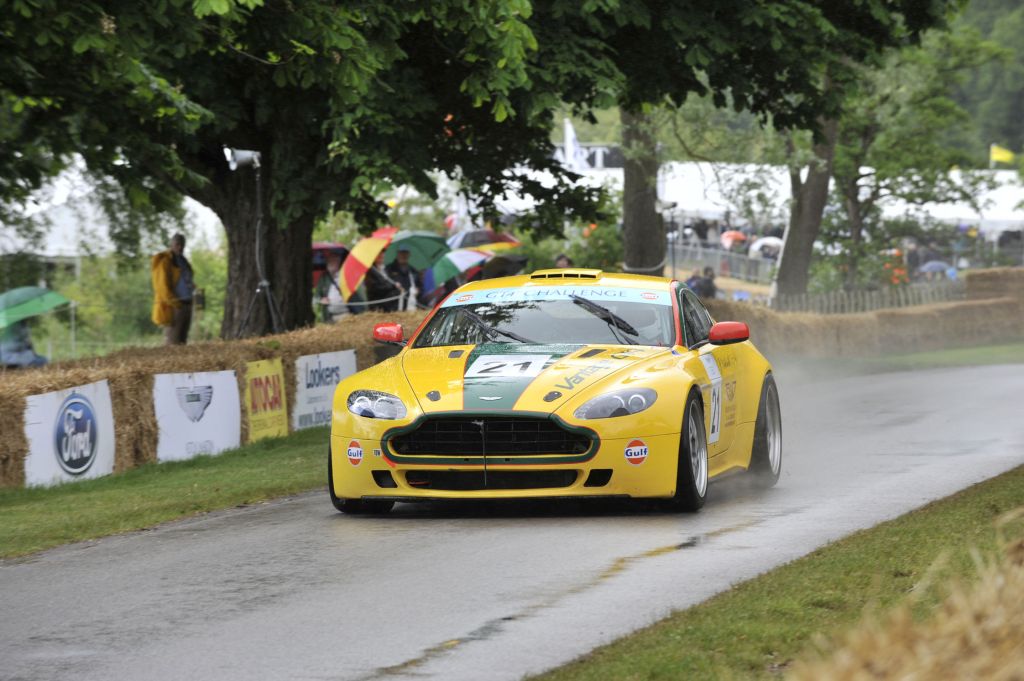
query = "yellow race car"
xmin=328 ymin=269 xmax=781 ymax=513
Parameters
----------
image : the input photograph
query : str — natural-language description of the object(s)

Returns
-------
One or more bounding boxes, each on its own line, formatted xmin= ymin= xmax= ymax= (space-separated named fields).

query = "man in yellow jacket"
xmin=151 ymin=233 xmax=196 ymax=345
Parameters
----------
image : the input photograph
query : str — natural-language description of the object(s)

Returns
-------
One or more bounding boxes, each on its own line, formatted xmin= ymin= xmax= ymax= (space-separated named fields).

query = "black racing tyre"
xmin=328 ymin=448 xmax=395 ymax=514
xmin=748 ymin=372 xmax=782 ymax=487
xmin=668 ymin=389 xmax=708 ymax=512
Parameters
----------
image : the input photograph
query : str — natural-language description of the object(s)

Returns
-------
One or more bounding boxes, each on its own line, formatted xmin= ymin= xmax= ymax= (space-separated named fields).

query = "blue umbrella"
xmin=918 ymin=260 xmax=951 ymax=274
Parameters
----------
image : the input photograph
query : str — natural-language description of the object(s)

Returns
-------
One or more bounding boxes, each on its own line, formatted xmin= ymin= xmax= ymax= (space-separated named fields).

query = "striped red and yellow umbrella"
xmin=339 ymin=227 xmax=398 ymax=301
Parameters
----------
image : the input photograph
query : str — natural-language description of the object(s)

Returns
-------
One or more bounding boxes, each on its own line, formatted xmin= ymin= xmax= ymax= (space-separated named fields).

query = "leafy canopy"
xmin=1 ymin=0 xmax=954 ymax=242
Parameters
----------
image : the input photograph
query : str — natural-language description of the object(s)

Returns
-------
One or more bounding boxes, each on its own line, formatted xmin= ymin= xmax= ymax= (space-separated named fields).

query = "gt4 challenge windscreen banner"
xmin=440 ymin=286 xmax=673 ymax=307
xmin=153 ymin=370 xmax=242 ymax=462
xmin=22 ymin=379 xmax=116 ymax=487
xmin=245 ymin=358 xmax=288 ymax=442
xmin=293 ymin=350 xmax=356 ymax=431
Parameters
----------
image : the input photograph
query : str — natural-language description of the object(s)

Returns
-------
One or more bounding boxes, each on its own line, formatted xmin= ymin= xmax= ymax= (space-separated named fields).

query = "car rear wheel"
xmin=669 ymin=390 xmax=708 ymax=512
xmin=748 ymin=373 xmax=782 ymax=487
xmin=328 ymin=448 xmax=395 ymax=514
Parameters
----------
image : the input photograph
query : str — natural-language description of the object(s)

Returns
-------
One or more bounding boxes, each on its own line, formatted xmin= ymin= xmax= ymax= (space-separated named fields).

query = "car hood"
xmin=401 ymin=343 xmax=669 ymax=414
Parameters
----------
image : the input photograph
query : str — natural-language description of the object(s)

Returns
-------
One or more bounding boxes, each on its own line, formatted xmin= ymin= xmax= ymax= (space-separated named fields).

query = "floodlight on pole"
xmin=223 ymin=145 xmax=283 ymax=337
xmin=223 ymin=146 xmax=261 ymax=171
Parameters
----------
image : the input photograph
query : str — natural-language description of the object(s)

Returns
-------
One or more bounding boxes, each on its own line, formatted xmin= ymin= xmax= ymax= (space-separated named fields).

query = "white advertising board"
xmin=23 ymin=379 xmax=116 ymax=487
xmin=153 ymin=370 xmax=241 ymax=462
xmin=293 ymin=350 xmax=357 ymax=430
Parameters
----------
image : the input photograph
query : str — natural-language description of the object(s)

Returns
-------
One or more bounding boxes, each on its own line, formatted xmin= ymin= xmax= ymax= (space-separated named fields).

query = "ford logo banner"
xmin=53 ymin=393 xmax=98 ymax=476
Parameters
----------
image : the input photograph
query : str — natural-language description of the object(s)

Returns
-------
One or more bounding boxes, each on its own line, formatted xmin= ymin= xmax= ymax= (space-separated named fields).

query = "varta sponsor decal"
xmin=554 ymin=360 xmax=614 ymax=390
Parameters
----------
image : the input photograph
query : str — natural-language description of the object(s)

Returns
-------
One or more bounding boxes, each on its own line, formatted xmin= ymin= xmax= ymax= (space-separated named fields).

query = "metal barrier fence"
xmin=668 ymin=242 xmax=776 ymax=284
xmin=771 ymin=281 xmax=966 ymax=314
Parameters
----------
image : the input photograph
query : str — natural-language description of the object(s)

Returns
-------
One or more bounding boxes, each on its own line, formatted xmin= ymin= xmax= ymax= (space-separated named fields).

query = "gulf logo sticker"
xmin=347 ymin=440 xmax=363 ymax=466
xmin=624 ymin=439 xmax=648 ymax=465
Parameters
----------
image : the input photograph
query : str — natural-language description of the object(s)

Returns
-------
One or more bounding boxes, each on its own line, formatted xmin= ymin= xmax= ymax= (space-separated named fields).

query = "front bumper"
xmin=329 ymin=432 xmax=682 ymax=501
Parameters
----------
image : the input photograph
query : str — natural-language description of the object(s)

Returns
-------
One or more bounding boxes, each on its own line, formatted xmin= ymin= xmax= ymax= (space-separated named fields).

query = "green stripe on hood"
xmin=462 ymin=343 xmax=576 ymax=410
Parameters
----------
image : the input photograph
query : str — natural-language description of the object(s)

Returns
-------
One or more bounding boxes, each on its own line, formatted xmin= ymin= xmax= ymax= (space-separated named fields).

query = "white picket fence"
xmin=771 ymin=281 xmax=966 ymax=314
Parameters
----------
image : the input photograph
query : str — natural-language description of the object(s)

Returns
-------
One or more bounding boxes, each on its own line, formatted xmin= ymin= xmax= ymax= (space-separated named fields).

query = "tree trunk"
xmin=843 ymin=178 xmax=864 ymax=291
xmin=775 ymin=118 xmax=839 ymax=296
xmin=620 ymin=108 xmax=664 ymax=276
xmin=203 ymin=157 xmax=315 ymax=338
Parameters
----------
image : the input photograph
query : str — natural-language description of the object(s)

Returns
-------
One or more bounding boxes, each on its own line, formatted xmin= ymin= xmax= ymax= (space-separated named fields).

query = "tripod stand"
xmin=233 ymin=158 xmax=285 ymax=337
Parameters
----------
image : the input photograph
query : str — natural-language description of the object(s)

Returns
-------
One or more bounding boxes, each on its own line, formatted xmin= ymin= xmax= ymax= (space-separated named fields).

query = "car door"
xmin=679 ymin=288 xmax=737 ymax=455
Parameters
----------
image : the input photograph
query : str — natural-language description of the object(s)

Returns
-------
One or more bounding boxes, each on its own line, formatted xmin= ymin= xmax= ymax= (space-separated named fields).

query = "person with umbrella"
xmin=0 ymin=286 xmax=68 ymax=368
xmin=1 ymin=320 xmax=47 ymax=368
xmin=315 ymin=249 xmax=348 ymax=322
xmin=385 ymin=247 xmax=421 ymax=310
xmin=365 ymin=253 xmax=403 ymax=312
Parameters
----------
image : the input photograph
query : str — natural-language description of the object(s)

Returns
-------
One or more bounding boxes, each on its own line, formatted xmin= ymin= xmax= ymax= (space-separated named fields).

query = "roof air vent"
xmin=529 ymin=268 xmax=603 ymax=280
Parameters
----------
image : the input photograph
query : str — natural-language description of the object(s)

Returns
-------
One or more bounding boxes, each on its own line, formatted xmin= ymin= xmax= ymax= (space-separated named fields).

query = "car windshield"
xmin=414 ymin=287 xmax=676 ymax=348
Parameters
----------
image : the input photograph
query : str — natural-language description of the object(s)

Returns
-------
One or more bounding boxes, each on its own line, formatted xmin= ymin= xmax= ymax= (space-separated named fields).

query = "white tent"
xmin=1 ymin=161 xmax=224 ymax=259
xmin=877 ymin=170 xmax=1024 ymax=239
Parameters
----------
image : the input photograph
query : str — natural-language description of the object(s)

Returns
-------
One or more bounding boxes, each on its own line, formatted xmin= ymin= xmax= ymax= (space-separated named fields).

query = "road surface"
xmin=2 ymin=364 xmax=1023 ymax=681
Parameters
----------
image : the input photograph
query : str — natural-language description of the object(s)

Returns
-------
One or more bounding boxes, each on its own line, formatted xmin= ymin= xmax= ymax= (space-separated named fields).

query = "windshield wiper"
xmin=459 ymin=308 xmax=536 ymax=344
xmin=569 ymin=294 xmax=639 ymax=345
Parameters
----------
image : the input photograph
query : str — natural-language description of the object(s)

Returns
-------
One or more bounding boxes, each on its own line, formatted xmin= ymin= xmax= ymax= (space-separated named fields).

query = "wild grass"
xmin=534 ymin=465 xmax=1024 ymax=680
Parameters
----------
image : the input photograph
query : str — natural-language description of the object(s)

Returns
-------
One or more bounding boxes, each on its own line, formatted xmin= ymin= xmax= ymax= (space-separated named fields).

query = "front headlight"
xmin=573 ymin=388 xmax=657 ymax=419
xmin=347 ymin=390 xmax=408 ymax=420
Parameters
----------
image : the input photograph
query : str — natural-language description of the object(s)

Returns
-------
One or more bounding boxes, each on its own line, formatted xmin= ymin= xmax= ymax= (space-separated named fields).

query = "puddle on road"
xmin=362 ymin=516 xmax=768 ymax=679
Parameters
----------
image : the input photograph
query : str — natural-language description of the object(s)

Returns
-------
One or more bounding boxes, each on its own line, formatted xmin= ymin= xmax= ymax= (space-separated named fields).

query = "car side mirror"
xmin=373 ymin=323 xmax=405 ymax=345
xmin=709 ymin=321 xmax=749 ymax=345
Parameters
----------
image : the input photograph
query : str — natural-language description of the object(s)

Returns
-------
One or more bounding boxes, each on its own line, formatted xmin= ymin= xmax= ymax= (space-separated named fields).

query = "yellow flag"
xmin=990 ymin=144 xmax=1016 ymax=165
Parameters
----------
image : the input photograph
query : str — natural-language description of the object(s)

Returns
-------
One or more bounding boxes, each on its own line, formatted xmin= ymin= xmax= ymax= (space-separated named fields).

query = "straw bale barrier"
xmin=0 ymin=311 xmax=426 ymax=487
xmin=2 ymin=291 xmax=1023 ymax=487
xmin=788 ymin=532 xmax=1024 ymax=680
xmin=965 ymin=266 xmax=1024 ymax=300
xmin=706 ymin=296 xmax=1024 ymax=359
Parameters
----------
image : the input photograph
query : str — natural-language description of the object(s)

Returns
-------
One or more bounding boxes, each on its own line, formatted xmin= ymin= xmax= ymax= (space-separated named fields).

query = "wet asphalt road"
xmin=2 ymin=364 xmax=1023 ymax=681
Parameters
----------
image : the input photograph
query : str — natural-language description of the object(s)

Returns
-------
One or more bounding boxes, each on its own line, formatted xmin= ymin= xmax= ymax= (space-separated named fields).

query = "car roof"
xmin=454 ymin=269 xmax=674 ymax=294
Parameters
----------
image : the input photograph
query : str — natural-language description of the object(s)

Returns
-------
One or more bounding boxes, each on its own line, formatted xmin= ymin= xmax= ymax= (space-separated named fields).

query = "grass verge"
xmin=862 ymin=341 xmax=1024 ymax=372
xmin=0 ymin=427 xmax=327 ymax=559
xmin=534 ymin=464 xmax=1024 ymax=681
xmin=778 ymin=341 xmax=1024 ymax=380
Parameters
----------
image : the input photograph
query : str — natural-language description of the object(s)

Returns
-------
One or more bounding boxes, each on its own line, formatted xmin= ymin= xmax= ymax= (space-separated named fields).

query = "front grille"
xmin=388 ymin=416 xmax=592 ymax=457
xmin=405 ymin=470 xmax=578 ymax=491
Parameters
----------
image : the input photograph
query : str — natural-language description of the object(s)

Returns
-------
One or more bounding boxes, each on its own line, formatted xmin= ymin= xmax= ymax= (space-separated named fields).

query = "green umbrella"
xmin=382 ymin=230 xmax=450 ymax=271
xmin=0 ymin=286 xmax=70 ymax=330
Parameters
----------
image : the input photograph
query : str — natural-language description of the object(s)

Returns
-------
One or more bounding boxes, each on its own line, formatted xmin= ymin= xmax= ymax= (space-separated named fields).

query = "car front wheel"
xmin=669 ymin=389 xmax=708 ymax=512
xmin=748 ymin=373 xmax=782 ymax=487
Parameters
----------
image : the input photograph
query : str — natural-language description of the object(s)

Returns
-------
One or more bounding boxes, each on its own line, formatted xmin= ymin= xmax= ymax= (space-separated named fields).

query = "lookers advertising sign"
xmin=293 ymin=350 xmax=356 ymax=431
xmin=153 ymin=370 xmax=241 ymax=462
xmin=23 ymin=380 xmax=116 ymax=486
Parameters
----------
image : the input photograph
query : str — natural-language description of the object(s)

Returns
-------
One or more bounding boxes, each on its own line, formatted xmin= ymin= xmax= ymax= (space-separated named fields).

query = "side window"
xmin=681 ymin=289 xmax=712 ymax=346
xmin=678 ymin=289 xmax=695 ymax=346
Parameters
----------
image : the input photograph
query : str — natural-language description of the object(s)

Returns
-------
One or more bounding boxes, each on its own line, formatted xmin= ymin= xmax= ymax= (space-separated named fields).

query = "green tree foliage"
xmin=954 ymin=0 xmax=1024 ymax=157
xmin=2 ymin=0 xmax=955 ymax=335
xmin=826 ymin=28 xmax=1002 ymax=288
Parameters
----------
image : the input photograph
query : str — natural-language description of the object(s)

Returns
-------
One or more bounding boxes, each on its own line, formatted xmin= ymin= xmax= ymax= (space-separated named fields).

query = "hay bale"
xmin=0 ymin=311 xmax=429 ymax=486
xmin=965 ymin=267 xmax=1024 ymax=300
xmin=708 ymin=295 xmax=1024 ymax=360
xmin=0 ymin=385 xmax=28 ymax=487
xmin=789 ymin=533 xmax=1024 ymax=680
xmin=0 ymin=365 xmax=126 ymax=486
